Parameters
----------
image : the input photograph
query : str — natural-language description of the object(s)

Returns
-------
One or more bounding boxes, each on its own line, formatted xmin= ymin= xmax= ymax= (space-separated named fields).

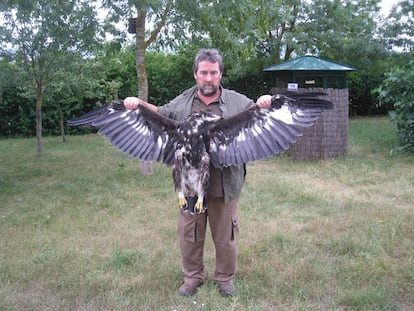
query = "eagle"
xmin=68 ymin=93 xmax=333 ymax=214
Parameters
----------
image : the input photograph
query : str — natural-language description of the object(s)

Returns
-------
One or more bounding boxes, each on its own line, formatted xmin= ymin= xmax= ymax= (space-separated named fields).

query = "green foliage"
xmin=0 ymin=60 xmax=36 ymax=136
xmin=98 ymin=45 xmax=138 ymax=99
xmin=376 ymin=59 xmax=414 ymax=152
xmin=0 ymin=56 xmax=110 ymax=137
xmin=0 ymin=0 xmax=99 ymax=84
xmin=308 ymin=0 xmax=391 ymax=115
xmin=381 ymin=0 xmax=414 ymax=52
xmin=0 ymin=0 xmax=100 ymax=153
xmin=147 ymin=48 xmax=196 ymax=105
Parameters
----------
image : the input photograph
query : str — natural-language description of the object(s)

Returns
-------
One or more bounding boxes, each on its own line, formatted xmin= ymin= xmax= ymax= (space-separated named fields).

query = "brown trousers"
xmin=177 ymin=196 xmax=239 ymax=285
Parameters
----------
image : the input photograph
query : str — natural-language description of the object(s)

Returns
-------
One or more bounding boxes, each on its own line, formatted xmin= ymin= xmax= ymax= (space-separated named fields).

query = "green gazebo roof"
xmin=263 ymin=55 xmax=355 ymax=72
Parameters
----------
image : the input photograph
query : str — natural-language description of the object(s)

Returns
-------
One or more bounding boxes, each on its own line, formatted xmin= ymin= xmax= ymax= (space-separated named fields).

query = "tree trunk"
xmin=36 ymin=87 xmax=43 ymax=156
xmin=136 ymin=10 xmax=153 ymax=175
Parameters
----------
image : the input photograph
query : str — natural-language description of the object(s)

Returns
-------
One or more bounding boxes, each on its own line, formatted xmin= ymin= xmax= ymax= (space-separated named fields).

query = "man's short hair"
xmin=193 ymin=48 xmax=224 ymax=73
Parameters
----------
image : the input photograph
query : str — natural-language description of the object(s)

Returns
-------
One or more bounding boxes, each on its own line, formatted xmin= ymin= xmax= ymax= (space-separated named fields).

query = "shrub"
xmin=376 ymin=59 xmax=414 ymax=153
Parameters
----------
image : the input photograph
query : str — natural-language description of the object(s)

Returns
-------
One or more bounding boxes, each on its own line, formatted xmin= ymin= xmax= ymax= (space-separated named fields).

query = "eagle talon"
xmin=195 ymin=201 xmax=203 ymax=213
xmin=178 ymin=196 xmax=187 ymax=209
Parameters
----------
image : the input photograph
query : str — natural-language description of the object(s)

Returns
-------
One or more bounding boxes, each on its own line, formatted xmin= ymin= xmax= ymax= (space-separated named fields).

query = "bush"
xmin=376 ymin=59 xmax=414 ymax=152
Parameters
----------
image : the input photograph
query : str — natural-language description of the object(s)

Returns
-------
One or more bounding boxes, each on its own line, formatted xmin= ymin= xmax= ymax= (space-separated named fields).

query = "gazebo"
xmin=263 ymin=55 xmax=355 ymax=160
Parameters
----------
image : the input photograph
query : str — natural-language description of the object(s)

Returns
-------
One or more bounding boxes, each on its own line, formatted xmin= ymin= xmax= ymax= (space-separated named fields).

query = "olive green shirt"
xmin=158 ymin=85 xmax=255 ymax=203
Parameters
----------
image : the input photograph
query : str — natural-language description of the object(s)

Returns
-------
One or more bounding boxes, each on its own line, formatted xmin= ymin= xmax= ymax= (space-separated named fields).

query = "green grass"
xmin=0 ymin=117 xmax=413 ymax=310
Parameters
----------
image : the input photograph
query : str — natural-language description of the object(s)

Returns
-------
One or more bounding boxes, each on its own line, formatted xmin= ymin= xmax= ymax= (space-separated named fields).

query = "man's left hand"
xmin=256 ymin=95 xmax=272 ymax=108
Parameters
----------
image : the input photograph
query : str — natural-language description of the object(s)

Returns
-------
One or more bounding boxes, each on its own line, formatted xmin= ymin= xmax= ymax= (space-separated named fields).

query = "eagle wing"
xmin=67 ymin=100 xmax=178 ymax=166
xmin=208 ymin=93 xmax=333 ymax=168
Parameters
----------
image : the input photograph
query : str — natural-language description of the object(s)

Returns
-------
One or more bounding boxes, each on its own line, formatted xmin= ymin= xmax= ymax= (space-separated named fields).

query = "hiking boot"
xmin=178 ymin=280 xmax=204 ymax=297
xmin=217 ymin=280 xmax=234 ymax=297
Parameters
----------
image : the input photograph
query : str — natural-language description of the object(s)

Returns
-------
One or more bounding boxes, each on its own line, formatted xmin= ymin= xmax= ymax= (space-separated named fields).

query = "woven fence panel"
xmin=271 ymin=88 xmax=349 ymax=160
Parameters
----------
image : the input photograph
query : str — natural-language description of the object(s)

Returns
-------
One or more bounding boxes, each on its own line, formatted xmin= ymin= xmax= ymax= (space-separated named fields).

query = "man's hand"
xmin=124 ymin=97 xmax=159 ymax=113
xmin=124 ymin=97 xmax=141 ymax=110
xmin=256 ymin=95 xmax=272 ymax=108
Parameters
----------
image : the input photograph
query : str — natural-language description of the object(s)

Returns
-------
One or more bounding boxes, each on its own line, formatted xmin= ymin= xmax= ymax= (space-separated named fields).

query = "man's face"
xmin=194 ymin=60 xmax=222 ymax=97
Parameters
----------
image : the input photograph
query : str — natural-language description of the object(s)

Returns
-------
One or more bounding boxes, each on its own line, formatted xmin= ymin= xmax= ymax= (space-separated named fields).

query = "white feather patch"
xmin=270 ymin=105 xmax=294 ymax=124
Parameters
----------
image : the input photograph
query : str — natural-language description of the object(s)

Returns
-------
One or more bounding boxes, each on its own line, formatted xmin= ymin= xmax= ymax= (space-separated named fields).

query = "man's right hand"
xmin=124 ymin=97 xmax=141 ymax=110
xmin=124 ymin=97 xmax=159 ymax=113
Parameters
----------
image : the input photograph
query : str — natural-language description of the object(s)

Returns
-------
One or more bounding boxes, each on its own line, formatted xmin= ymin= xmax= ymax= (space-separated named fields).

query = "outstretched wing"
xmin=208 ymin=93 xmax=333 ymax=168
xmin=67 ymin=100 xmax=178 ymax=166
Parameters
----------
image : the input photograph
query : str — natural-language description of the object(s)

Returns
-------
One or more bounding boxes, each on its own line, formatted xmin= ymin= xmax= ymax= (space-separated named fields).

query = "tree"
xmin=47 ymin=55 xmax=111 ymax=141
xmin=190 ymin=0 xmax=305 ymax=72
xmin=381 ymin=0 xmax=414 ymax=52
xmin=101 ymin=0 xmax=193 ymax=175
xmin=191 ymin=0 xmax=390 ymax=114
xmin=0 ymin=0 xmax=98 ymax=155
xmin=376 ymin=59 xmax=414 ymax=152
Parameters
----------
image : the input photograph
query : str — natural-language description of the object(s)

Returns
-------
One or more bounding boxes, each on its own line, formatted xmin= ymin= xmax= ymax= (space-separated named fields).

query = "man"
xmin=124 ymin=48 xmax=271 ymax=297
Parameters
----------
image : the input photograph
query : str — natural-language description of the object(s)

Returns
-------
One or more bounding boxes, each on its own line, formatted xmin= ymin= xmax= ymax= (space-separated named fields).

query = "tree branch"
xmin=144 ymin=1 xmax=172 ymax=49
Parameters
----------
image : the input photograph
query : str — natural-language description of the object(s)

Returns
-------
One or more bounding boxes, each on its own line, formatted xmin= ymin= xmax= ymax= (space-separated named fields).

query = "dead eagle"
xmin=68 ymin=93 xmax=333 ymax=213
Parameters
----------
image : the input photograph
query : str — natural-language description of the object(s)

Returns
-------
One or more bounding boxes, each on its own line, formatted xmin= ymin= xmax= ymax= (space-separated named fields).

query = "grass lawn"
xmin=0 ymin=117 xmax=413 ymax=310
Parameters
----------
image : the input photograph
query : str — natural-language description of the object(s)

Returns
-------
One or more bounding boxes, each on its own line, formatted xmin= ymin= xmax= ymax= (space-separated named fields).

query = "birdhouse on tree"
xmin=128 ymin=18 xmax=137 ymax=34
xmin=263 ymin=55 xmax=355 ymax=160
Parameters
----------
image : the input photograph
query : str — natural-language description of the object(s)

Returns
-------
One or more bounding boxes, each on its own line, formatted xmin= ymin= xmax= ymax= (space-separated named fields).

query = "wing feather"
xmin=111 ymin=128 xmax=142 ymax=151
xmin=208 ymin=93 xmax=333 ymax=168
xmin=67 ymin=100 xmax=178 ymax=166
xmin=120 ymin=128 xmax=148 ymax=154
xmin=163 ymin=140 xmax=176 ymax=165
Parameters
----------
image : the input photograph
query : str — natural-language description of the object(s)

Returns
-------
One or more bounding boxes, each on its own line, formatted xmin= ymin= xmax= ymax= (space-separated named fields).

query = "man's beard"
xmin=199 ymin=84 xmax=218 ymax=97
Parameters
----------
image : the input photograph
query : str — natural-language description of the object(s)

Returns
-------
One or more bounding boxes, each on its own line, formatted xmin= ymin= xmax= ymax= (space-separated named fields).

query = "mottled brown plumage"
xmin=68 ymin=93 xmax=333 ymax=213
